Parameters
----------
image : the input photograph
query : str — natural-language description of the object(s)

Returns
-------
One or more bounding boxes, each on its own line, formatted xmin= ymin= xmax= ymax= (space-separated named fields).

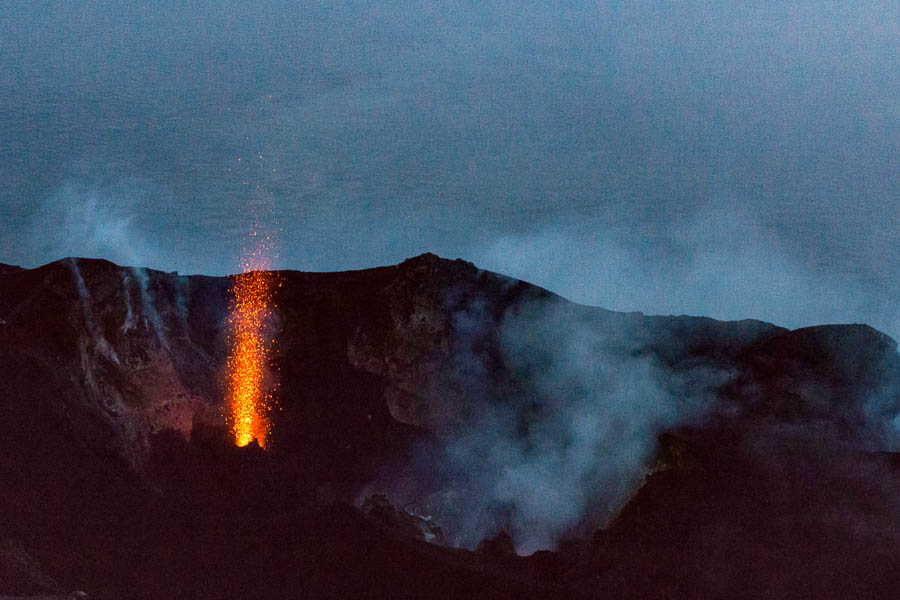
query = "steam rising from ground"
xmin=380 ymin=298 xmax=730 ymax=554
xmin=371 ymin=272 xmax=900 ymax=553
xmin=29 ymin=180 xmax=169 ymax=272
xmin=33 ymin=183 xmax=189 ymax=343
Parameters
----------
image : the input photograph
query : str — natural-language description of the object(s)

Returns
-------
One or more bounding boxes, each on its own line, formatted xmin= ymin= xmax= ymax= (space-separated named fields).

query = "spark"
xmin=225 ymin=164 xmax=281 ymax=447
xmin=225 ymin=258 xmax=278 ymax=448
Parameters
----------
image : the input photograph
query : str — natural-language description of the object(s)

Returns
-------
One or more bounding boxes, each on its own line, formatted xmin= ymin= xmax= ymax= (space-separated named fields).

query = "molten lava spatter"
xmin=225 ymin=237 xmax=280 ymax=448
xmin=227 ymin=219 xmax=281 ymax=448
xmin=225 ymin=145 xmax=282 ymax=448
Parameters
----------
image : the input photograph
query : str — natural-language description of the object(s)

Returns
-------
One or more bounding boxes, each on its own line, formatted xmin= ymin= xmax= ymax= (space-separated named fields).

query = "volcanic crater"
xmin=1 ymin=253 xmax=898 ymax=599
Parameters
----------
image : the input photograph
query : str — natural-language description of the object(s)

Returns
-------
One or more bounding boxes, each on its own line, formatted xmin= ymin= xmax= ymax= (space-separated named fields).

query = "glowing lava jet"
xmin=225 ymin=236 xmax=279 ymax=448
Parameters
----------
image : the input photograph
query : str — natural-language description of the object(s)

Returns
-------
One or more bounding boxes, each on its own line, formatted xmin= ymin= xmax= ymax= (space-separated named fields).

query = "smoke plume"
xmin=374 ymin=294 xmax=732 ymax=554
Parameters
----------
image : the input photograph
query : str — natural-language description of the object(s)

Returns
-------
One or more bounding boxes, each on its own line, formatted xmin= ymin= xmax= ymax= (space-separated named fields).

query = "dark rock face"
xmin=476 ymin=531 xmax=515 ymax=558
xmin=362 ymin=494 xmax=444 ymax=544
xmin=0 ymin=263 xmax=23 ymax=277
xmin=569 ymin=431 xmax=900 ymax=599
xmin=0 ymin=253 xmax=898 ymax=598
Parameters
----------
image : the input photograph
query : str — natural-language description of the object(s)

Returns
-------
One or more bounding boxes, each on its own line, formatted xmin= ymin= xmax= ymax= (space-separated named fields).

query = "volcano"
xmin=0 ymin=253 xmax=898 ymax=599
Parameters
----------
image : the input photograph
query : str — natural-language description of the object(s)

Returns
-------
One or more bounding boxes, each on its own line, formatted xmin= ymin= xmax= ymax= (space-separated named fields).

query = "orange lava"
xmin=226 ymin=147 xmax=281 ymax=448
xmin=226 ymin=254 xmax=279 ymax=448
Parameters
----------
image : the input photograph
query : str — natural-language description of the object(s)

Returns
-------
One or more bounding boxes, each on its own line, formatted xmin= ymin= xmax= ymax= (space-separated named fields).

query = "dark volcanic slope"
xmin=0 ymin=254 xmax=898 ymax=599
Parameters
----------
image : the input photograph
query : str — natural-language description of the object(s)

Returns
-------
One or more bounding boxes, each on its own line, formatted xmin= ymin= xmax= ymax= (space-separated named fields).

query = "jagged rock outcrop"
xmin=476 ymin=531 xmax=516 ymax=558
xmin=346 ymin=253 xmax=531 ymax=431
xmin=362 ymin=494 xmax=444 ymax=543
xmin=0 ymin=258 xmax=226 ymax=468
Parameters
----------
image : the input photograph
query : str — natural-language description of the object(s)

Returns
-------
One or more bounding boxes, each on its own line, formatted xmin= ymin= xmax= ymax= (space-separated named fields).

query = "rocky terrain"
xmin=0 ymin=253 xmax=898 ymax=598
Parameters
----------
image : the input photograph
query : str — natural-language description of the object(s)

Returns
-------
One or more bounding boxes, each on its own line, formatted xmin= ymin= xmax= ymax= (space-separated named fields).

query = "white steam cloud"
xmin=387 ymin=297 xmax=731 ymax=554
xmin=475 ymin=205 xmax=899 ymax=341
xmin=30 ymin=179 xmax=166 ymax=271
xmin=33 ymin=179 xmax=190 ymax=341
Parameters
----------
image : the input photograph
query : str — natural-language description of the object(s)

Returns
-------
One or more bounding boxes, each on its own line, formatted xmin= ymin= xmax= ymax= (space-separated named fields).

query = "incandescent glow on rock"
xmin=226 ymin=235 xmax=279 ymax=448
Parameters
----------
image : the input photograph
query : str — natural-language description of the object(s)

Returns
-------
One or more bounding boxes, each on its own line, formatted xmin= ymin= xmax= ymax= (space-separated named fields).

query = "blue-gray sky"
xmin=1 ymin=1 xmax=898 ymax=337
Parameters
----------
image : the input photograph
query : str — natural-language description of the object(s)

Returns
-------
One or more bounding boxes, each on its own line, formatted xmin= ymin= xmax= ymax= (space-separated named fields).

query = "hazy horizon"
xmin=2 ymin=2 xmax=897 ymax=338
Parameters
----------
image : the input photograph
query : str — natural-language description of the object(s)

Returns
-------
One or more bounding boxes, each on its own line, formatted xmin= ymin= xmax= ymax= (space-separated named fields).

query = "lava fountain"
xmin=225 ymin=255 xmax=278 ymax=447
xmin=225 ymin=145 xmax=282 ymax=447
